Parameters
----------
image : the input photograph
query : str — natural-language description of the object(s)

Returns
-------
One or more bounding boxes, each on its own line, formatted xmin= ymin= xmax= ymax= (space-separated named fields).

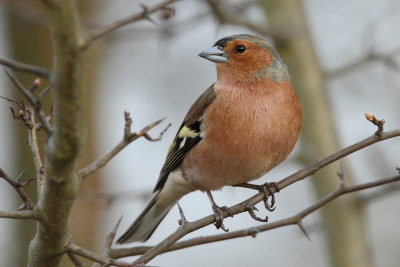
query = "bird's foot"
xmin=233 ymin=182 xmax=280 ymax=211
xmin=206 ymin=191 xmax=233 ymax=230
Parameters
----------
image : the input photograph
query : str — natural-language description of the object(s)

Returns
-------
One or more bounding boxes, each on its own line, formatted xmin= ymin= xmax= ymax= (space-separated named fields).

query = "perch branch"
xmin=109 ymin=116 xmax=400 ymax=263
xmin=111 ymin=173 xmax=399 ymax=259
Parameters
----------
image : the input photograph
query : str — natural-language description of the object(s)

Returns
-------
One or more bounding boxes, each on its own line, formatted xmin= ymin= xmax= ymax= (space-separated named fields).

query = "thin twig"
xmin=206 ymin=0 xmax=284 ymax=41
xmin=0 ymin=57 xmax=51 ymax=78
xmin=365 ymin=113 xmax=385 ymax=136
xmin=78 ymin=110 xmax=168 ymax=180
xmin=4 ymin=69 xmax=53 ymax=134
xmin=92 ymin=216 xmax=123 ymax=267
xmin=0 ymin=168 xmax=35 ymax=210
xmin=27 ymin=107 xmax=45 ymax=196
xmin=0 ymin=210 xmax=37 ymax=220
xmin=86 ymin=0 xmax=177 ymax=47
xmin=68 ymin=243 xmax=131 ymax=267
xmin=325 ymin=46 xmax=400 ymax=80
xmin=110 ymin=174 xmax=399 ymax=260
xmin=68 ymin=252 xmax=86 ymax=267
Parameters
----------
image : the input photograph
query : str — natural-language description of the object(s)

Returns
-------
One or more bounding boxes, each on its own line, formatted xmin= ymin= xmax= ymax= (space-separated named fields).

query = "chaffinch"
xmin=117 ymin=34 xmax=301 ymax=244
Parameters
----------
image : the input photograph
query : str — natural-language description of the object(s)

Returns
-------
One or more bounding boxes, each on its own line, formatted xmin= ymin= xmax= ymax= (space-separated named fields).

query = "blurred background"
xmin=0 ymin=0 xmax=399 ymax=266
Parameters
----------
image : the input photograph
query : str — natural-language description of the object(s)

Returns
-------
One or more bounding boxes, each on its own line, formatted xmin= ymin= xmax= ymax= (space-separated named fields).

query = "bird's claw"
xmin=212 ymin=204 xmax=233 ymax=229
xmin=233 ymin=182 xmax=280 ymax=211
xmin=261 ymin=182 xmax=279 ymax=211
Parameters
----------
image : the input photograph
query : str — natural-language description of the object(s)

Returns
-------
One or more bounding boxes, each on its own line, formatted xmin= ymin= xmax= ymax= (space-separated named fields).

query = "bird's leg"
xmin=233 ymin=182 xmax=280 ymax=211
xmin=206 ymin=191 xmax=233 ymax=230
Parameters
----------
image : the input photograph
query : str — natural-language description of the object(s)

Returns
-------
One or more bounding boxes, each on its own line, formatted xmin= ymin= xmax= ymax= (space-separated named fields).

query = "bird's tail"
xmin=116 ymin=191 xmax=175 ymax=244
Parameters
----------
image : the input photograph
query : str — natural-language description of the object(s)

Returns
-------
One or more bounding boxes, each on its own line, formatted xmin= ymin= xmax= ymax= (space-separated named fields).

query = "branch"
xmin=4 ymin=69 xmax=53 ymax=134
xmin=86 ymin=0 xmax=177 ymax=47
xmin=28 ymin=0 xmax=87 ymax=265
xmin=0 ymin=57 xmax=51 ymax=78
xmin=92 ymin=216 xmax=122 ymax=267
xmin=111 ymin=174 xmax=400 ymax=259
xmin=0 ymin=168 xmax=35 ymax=210
xmin=108 ymin=117 xmax=400 ymax=263
xmin=68 ymin=243 xmax=131 ymax=267
xmin=78 ymin=109 xmax=169 ymax=180
xmin=0 ymin=210 xmax=37 ymax=220
xmin=205 ymin=0 xmax=284 ymax=41
xmin=325 ymin=46 xmax=400 ymax=80
xmin=67 ymin=252 xmax=85 ymax=267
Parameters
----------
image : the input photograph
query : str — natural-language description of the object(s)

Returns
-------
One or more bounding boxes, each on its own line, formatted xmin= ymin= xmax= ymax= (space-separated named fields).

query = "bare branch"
xmin=0 ymin=168 xmax=35 ymax=210
xmin=0 ymin=210 xmax=37 ymax=220
xmin=68 ymin=243 xmax=131 ymax=267
xmin=78 ymin=110 xmax=168 ymax=180
xmin=0 ymin=57 xmax=51 ymax=78
xmin=205 ymin=0 xmax=284 ymax=41
xmin=67 ymin=252 xmax=85 ymax=267
xmin=365 ymin=112 xmax=385 ymax=136
xmin=4 ymin=69 xmax=53 ymax=134
xmin=86 ymin=0 xmax=177 ymax=47
xmin=325 ymin=46 xmax=400 ymax=80
xmin=111 ymin=174 xmax=399 ymax=260
xmin=92 ymin=216 xmax=123 ymax=267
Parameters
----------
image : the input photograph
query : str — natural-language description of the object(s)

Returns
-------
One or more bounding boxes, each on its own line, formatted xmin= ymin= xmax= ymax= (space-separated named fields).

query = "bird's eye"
xmin=235 ymin=45 xmax=246 ymax=53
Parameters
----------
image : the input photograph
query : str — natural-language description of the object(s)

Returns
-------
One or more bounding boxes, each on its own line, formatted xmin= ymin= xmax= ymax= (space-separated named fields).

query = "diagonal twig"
xmin=0 ymin=57 xmax=51 ymax=78
xmin=78 ymin=109 xmax=169 ymax=180
xmin=92 ymin=216 xmax=123 ymax=267
xmin=4 ymin=69 xmax=53 ymax=134
xmin=86 ymin=0 xmax=177 ymax=47
xmin=0 ymin=168 xmax=35 ymax=210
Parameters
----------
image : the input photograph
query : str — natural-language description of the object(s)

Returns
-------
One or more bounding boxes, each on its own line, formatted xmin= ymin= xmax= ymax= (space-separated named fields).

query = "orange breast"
xmin=180 ymin=80 xmax=301 ymax=191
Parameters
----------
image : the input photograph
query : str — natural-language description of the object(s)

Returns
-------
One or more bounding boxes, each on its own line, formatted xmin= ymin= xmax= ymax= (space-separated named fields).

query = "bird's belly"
xmin=180 ymin=82 xmax=301 ymax=191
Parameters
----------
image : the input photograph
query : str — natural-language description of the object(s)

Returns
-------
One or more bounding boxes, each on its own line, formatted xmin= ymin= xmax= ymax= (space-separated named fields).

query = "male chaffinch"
xmin=117 ymin=34 xmax=301 ymax=244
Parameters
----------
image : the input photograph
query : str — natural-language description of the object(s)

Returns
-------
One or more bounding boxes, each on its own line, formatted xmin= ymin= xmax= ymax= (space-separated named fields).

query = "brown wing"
xmin=153 ymin=84 xmax=217 ymax=192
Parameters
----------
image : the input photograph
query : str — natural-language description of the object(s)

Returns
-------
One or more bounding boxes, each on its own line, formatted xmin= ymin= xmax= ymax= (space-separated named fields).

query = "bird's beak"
xmin=198 ymin=46 xmax=228 ymax=63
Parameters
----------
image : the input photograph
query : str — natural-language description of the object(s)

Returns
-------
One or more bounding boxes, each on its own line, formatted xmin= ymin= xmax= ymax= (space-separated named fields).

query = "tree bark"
xmin=27 ymin=0 xmax=86 ymax=266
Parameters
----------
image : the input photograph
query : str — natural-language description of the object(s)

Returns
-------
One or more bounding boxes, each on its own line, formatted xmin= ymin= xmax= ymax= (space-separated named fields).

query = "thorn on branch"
xmin=108 ymin=216 xmax=123 ymax=248
xmin=365 ymin=113 xmax=385 ymax=136
xmin=141 ymin=122 xmax=171 ymax=142
xmin=140 ymin=4 xmax=159 ymax=26
xmin=14 ymin=167 xmax=35 ymax=188
xmin=177 ymin=202 xmax=188 ymax=226
xmin=297 ymin=221 xmax=311 ymax=241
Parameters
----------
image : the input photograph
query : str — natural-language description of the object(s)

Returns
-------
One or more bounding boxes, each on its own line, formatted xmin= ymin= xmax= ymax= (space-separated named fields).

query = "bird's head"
xmin=199 ymin=34 xmax=289 ymax=84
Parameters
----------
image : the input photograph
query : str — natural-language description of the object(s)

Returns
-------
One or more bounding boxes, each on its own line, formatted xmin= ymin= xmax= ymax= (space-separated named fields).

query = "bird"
xmin=117 ymin=34 xmax=301 ymax=244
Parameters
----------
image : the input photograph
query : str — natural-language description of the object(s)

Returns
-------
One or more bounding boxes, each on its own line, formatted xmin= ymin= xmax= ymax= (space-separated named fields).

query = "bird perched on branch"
xmin=117 ymin=34 xmax=301 ymax=244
